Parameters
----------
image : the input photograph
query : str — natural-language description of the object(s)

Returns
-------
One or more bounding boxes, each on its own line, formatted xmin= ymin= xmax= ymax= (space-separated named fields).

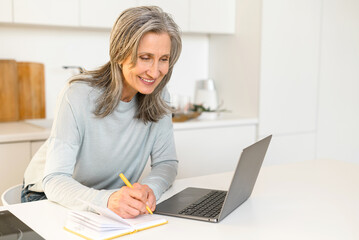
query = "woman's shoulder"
xmin=67 ymin=81 xmax=96 ymax=94
xmin=64 ymin=81 xmax=100 ymax=104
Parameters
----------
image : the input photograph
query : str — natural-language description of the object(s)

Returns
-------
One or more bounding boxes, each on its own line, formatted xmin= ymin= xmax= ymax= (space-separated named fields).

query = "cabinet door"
xmin=189 ymin=0 xmax=235 ymax=34
xmin=0 ymin=0 xmax=12 ymax=23
xmin=261 ymin=133 xmax=316 ymax=165
xmin=80 ymin=0 xmax=138 ymax=28
xmin=174 ymin=125 xmax=256 ymax=179
xmin=258 ymin=0 xmax=322 ymax=164
xmin=258 ymin=0 xmax=321 ymax=136
xmin=0 ymin=142 xmax=30 ymax=200
xmin=13 ymin=0 xmax=79 ymax=26
xmin=138 ymin=0 xmax=190 ymax=32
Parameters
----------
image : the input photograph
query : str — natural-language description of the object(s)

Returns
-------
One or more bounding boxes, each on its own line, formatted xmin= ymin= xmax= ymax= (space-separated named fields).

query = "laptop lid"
xmin=218 ymin=135 xmax=272 ymax=221
xmin=155 ymin=135 xmax=272 ymax=222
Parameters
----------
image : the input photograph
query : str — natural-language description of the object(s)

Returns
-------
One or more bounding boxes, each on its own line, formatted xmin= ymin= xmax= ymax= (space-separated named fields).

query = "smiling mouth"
xmin=139 ymin=76 xmax=155 ymax=83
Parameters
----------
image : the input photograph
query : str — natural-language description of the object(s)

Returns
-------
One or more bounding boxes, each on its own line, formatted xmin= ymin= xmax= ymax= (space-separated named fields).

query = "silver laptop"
xmin=155 ymin=135 xmax=272 ymax=223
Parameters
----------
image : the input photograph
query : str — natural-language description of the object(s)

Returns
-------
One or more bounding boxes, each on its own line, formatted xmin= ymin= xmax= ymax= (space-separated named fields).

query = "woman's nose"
xmin=147 ymin=62 xmax=161 ymax=79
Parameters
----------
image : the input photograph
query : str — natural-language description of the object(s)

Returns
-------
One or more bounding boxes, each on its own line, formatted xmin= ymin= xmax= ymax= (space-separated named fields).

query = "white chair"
xmin=1 ymin=184 xmax=23 ymax=205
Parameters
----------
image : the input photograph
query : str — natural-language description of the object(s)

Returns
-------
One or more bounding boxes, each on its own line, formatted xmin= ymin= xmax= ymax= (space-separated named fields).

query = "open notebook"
xmin=64 ymin=201 xmax=167 ymax=240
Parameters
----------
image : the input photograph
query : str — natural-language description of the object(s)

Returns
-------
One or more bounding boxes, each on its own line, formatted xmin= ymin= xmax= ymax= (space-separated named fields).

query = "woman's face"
xmin=120 ymin=32 xmax=171 ymax=102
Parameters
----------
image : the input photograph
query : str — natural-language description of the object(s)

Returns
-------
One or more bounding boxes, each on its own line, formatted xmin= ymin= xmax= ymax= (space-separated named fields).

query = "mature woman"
xmin=22 ymin=6 xmax=182 ymax=219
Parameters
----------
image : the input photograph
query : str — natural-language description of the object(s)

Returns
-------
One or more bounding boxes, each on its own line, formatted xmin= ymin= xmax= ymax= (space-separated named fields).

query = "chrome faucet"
xmin=63 ymin=66 xmax=85 ymax=74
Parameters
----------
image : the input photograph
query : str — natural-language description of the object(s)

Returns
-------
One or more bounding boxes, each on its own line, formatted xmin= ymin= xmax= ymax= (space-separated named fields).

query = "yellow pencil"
xmin=119 ymin=173 xmax=153 ymax=215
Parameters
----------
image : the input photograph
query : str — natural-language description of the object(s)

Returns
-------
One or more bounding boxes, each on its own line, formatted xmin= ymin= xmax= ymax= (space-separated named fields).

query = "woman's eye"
xmin=161 ymin=58 xmax=169 ymax=62
xmin=140 ymin=56 xmax=150 ymax=61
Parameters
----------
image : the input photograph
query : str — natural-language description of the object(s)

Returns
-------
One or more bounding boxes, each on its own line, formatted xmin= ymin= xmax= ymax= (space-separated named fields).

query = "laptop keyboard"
xmin=178 ymin=190 xmax=227 ymax=218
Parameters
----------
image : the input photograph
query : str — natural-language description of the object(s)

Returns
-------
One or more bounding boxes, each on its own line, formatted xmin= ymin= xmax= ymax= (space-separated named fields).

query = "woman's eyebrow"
xmin=138 ymin=52 xmax=170 ymax=57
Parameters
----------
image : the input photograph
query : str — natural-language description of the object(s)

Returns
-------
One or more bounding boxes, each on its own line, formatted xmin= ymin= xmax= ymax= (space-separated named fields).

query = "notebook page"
xmin=125 ymin=214 xmax=168 ymax=231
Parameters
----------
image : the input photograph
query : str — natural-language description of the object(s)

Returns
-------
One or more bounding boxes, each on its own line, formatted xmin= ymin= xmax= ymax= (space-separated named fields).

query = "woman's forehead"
xmin=137 ymin=32 xmax=171 ymax=55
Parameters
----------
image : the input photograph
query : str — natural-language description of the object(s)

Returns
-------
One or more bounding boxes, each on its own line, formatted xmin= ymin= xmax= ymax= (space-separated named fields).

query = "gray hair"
xmin=71 ymin=6 xmax=182 ymax=122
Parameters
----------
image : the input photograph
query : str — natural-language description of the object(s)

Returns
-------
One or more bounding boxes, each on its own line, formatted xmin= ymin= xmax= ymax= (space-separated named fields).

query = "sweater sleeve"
xmin=141 ymin=111 xmax=178 ymax=200
xmin=43 ymin=173 xmax=116 ymax=210
xmin=42 ymin=85 xmax=114 ymax=210
xmin=141 ymin=160 xmax=178 ymax=201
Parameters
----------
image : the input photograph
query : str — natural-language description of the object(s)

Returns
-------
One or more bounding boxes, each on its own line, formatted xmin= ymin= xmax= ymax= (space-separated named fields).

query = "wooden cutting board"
xmin=17 ymin=62 xmax=46 ymax=120
xmin=0 ymin=59 xmax=19 ymax=122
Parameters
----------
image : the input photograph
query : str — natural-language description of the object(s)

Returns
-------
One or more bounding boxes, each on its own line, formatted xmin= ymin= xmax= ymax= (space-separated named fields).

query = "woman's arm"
xmin=42 ymin=84 xmax=116 ymax=210
xmin=141 ymin=108 xmax=179 ymax=200
xmin=141 ymin=159 xmax=178 ymax=200
xmin=43 ymin=173 xmax=116 ymax=210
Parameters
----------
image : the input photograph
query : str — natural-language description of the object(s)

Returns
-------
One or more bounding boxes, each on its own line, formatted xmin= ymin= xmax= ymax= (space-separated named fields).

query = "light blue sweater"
xmin=23 ymin=82 xmax=178 ymax=211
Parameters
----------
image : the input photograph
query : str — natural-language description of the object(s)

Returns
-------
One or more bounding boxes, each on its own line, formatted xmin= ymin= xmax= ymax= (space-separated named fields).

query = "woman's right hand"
xmin=107 ymin=184 xmax=155 ymax=218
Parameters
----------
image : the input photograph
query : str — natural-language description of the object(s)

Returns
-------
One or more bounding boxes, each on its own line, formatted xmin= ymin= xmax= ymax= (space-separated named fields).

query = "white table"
xmin=1 ymin=159 xmax=359 ymax=240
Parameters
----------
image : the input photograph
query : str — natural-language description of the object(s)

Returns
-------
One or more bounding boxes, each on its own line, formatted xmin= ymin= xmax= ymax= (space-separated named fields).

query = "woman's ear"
xmin=117 ymin=61 xmax=123 ymax=70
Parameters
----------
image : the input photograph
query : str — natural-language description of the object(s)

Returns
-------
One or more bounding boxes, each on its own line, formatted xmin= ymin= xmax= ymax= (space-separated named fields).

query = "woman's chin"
xmin=138 ymin=86 xmax=158 ymax=95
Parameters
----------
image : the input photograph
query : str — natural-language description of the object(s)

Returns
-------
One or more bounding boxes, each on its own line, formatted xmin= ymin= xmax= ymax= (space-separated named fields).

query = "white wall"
xmin=0 ymin=25 xmax=208 ymax=118
xmin=316 ymin=0 xmax=359 ymax=163
xmin=168 ymin=34 xmax=209 ymax=102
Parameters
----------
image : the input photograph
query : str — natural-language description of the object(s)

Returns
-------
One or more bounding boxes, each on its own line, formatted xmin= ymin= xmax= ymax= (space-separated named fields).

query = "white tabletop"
xmin=1 ymin=159 xmax=359 ymax=240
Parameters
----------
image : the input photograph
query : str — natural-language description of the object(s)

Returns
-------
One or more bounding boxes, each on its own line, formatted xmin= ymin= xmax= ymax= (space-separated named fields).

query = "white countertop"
xmin=0 ymin=121 xmax=51 ymax=143
xmin=173 ymin=113 xmax=257 ymax=130
xmin=0 ymin=114 xmax=257 ymax=143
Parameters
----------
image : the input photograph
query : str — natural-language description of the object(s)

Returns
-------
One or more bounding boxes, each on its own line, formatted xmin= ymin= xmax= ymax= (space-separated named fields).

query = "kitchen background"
xmin=0 ymin=0 xmax=359 ymax=198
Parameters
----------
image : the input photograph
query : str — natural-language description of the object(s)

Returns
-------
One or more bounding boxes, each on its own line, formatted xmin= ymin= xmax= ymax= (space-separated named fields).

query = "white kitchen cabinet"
xmin=139 ymin=117 xmax=257 ymax=180
xmin=13 ymin=0 xmax=79 ymax=27
xmin=79 ymin=0 xmax=138 ymax=28
xmin=81 ymin=0 xmax=234 ymax=33
xmin=173 ymin=122 xmax=256 ymax=179
xmin=4 ymin=0 xmax=235 ymax=34
xmin=255 ymin=1 xmax=322 ymax=165
xmin=0 ymin=139 xmax=45 ymax=203
xmin=138 ymin=0 xmax=190 ymax=32
xmin=0 ymin=0 xmax=12 ymax=23
xmin=257 ymin=0 xmax=321 ymax=164
xmin=0 ymin=121 xmax=49 ymax=203
xmin=258 ymin=0 xmax=321 ymax=137
xmin=261 ymin=132 xmax=316 ymax=165
xmin=189 ymin=0 xmax=235 ymax=34
xmin=0 ymin=142 xmax=30 ymax=201
xmin=316 ymin=0 xmax=359 ymax=164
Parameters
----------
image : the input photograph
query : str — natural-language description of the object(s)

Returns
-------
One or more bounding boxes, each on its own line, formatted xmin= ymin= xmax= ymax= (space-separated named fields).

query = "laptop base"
xmin=155 ymin=187 xmax=224 ymax=223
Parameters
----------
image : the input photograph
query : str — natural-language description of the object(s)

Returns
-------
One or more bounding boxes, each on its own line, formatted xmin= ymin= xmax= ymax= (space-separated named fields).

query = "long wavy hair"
xmin=70 ymin=6 xmax=182 ymax=123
